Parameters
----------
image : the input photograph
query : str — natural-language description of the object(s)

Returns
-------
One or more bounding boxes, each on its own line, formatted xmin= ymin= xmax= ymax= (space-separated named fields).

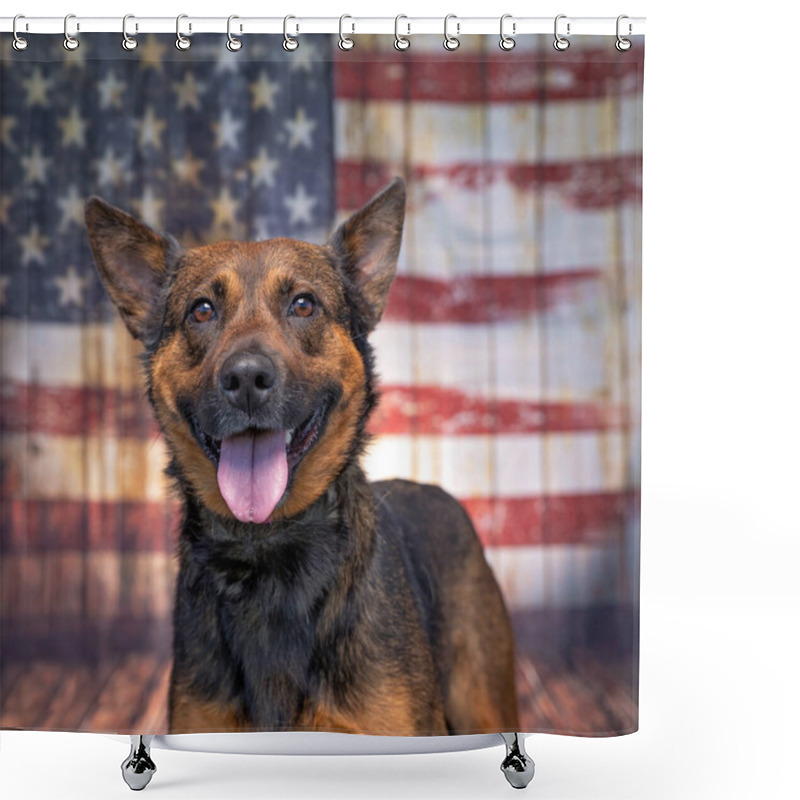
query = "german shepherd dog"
xmin=85 ymin=179 xmax=518 ymax=735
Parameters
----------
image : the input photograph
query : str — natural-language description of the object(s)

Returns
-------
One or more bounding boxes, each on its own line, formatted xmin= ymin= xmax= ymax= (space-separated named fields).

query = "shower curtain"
xmin=0 ymin=31 xmax=643 ymax=737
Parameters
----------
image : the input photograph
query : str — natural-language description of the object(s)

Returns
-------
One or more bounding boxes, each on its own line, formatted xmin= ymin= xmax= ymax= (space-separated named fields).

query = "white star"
xmin=57 ymin=107 xmax=89 ymax=148
xmin=136 ymin=106 xmax=167 ymax=149
xmin=289 ymin=42 xmax=317 ymax=74
xmin=21 ymin=145 xmax=51 ymax=184
xmin=0 ymin=275 xmax=10 ymax=306
xmin=21 ymin=68 xmax=51 ymax=107
xmin=132 ymin=188 xmax=165 ymax=229
xmin=52 ymin=266 xmax=89 ymax=307
xmin=1 ymin=116 xmax=17 ymax=151
xmin=210 ymin=187 xmax=240 ymax=229
xmin=173 ymin=151 xmax=205 ymax=187
xmin=284 ymin=107 xmax=317 ymax=150
xmin=138 ymin=36 xmax=167 ymax=71
xmin=98 ymin=71 xmax=126 ymax=109
xmin=249 ymin=148 xmax=279 ymax=188
xmin=215 ymin=49 xmax=240 ymax=73
xmin=173 ymin=71 xmax=205 ymax=111
xmin=253 ymin=217 xmax=271 ymax=241
xmin=92 ymin=147 xmax=129 ymax=187
xmin=212 ymin=110 xmax=244 ymax=150
xmin=284 ymin=183 xmax=317 ymax=226
xmin=250 ymin=72 xmax=279 ymax=111
xmin=57 ymin=186 xmax=86 ymax=232
xmin=19 ymin=225 xmax=50 ymax=265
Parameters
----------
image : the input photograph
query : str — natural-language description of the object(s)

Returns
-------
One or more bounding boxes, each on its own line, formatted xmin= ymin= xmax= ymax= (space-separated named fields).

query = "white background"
xmin=2 ymin=1 xmax=799 ymax=798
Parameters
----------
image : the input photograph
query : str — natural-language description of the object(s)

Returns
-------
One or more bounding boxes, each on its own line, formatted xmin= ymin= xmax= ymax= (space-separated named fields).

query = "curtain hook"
xmin=615 ymin=15 xmax=632 ymax=51
xmin=122 ymin=14 xmax=138 ymax=51
xmin=553 ymin=14 xmax=570 ymax=51
xmin=499 ymin=14 xmax=516 ymax=51
xmin=12 ymin=14 xmax=29 ymax=51
xmin=227 ymin=15 xmax=243 ymax=51
xmin=338 ymin=14 xmax=355 ymax=51
xmin=176 ymin=14 xmax=191 ymax=50
xmin=283 ymin=15 xmax=299 ymax=51
xmin=394 ymin=15 xmax=410 ymax=51
xmin=443 ymin=14 xmax=460 ymax=51
xmin=63 ymin=13 xmax=80 ymax=51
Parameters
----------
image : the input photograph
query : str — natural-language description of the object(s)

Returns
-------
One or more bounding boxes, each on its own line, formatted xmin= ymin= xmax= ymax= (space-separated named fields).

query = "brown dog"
xmin=85 ymin=178 xmax=518 ymax=735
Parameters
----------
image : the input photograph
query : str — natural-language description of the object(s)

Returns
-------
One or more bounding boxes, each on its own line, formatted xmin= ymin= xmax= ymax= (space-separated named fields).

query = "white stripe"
xmin=485 ymin=543 xmax=627 ymax=609
xmin=363 ymin=432 xmax=628 ymax=498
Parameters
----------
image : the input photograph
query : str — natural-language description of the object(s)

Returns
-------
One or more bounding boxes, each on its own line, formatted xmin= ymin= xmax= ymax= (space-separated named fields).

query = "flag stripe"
xmin=0 ymin=493 xmax=635 ymax=553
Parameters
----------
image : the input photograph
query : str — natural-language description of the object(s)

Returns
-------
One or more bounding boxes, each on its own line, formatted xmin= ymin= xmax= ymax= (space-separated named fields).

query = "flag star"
xmin=284 ymin=183 xmax=317 ymax=226
xmin=98 ymin=71 xmax=126 ymax=109
xmin=92 ymin=147 xmax=130 ymax=187
xmin=21 ymin=68 xmax=52 ymax=107
xmin=215 ymin=49 xmax=240 ymax=73
xmin=173 ymin=71 xmax=205 ymax=111
xmin=0 ymin=194 xmax=12 ymax=226
xmin=21 ymin=145 xmax=51 ymax=184
xmin=284 ymin=107 xmax=317 ymax=150
xmin=57 ymin=107 xmax=89 ymax=148
xmin=1 ymin=116 xmax=17 ymax=150
xmin=57 ymin=186 xmax=86 ymax=232
xmin=136 ymin=106 xmax=167 ymax=149
xmin=210 ymin=187 xmax=241 ymax=229
xmin=19 ymin=225 xmax=50 ymax=265
xmin=132 ymin=188 xmax=165 ymax=229
xmin=0 ymin=274 xmax=9 ymax=306
xmin=250 ymin=72 xmax=279 ymax=111
xmin=253 ymin=217 xmax=271 ymax=241
xmin=138 ymin=36 xmax=167 ymax=71
xmin=173 ymin=151 xmax=205 ymax=187
xmin=249 ymin=148 xmax=279 ymax=188
xmin=212 ymin=110 xmax=244 ymax=150
xmin=52 ymin=266 xmax=89 ymax=307
xmin=289 ymin=42 xmax=317 ymax=74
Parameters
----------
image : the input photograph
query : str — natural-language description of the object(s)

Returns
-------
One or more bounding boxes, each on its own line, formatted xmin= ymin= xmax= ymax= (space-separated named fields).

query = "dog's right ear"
xmin=85 ymin=197 xmax=182 ymax=342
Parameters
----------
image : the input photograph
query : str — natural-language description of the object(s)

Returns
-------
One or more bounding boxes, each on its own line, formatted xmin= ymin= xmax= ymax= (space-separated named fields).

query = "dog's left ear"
xmin=329 ymin=177 xmax=405 ymax=332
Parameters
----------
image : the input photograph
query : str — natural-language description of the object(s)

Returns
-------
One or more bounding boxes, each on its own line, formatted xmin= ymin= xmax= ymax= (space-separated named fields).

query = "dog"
xmin=85 ymin=178 xmax=519 ymax=735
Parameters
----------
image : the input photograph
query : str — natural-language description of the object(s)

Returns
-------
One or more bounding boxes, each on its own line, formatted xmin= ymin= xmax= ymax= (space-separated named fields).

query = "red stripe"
xmin=0 ymin=492 xmax=636 ymax=552
xmin=384 ymin=271 xmax=600 ymax=323
xmin=334 ymin=49 xmax=643 ymax=103
xmin=1 ymin=382 xmax=625 ymax=438
xmin=336 ymin=157 xmax=642 ymax=211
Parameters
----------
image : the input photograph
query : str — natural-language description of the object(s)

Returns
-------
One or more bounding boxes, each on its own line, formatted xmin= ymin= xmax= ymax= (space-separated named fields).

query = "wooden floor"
xmin=0 ymin=652 xmax=635 ymax=735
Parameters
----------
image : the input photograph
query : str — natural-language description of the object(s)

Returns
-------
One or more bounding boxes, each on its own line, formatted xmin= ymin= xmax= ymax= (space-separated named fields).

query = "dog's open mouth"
xmin=188 ymin=401 xmax=331 ymax=524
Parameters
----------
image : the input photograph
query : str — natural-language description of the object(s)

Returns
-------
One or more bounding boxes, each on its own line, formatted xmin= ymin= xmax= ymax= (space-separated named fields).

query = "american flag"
xmin=0 ymin=33 xmax=643 ymax=659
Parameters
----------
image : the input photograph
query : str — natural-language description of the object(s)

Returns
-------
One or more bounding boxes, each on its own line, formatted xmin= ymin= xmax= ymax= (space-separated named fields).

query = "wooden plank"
xmin=132 ymin=658 xmax=172 ymax=734
xmin=0 ymin=662 xmax=63 ymax=728
xmin=39 ymin=660 xmax=118 ymax=731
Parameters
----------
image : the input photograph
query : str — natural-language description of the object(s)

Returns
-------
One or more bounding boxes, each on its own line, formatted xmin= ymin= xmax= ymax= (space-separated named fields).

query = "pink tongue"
xmin=217 ymin=430 xmax=288 ymax=524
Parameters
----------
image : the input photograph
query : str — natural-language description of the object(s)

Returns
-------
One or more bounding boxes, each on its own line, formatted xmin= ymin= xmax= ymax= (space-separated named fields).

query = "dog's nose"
xmin=219 ymin=352 xmax=277 ymax=414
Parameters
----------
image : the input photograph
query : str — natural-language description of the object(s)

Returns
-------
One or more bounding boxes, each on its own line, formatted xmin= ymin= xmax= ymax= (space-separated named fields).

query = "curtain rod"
xmin=1 ymin=16 xmax=646 ymax=37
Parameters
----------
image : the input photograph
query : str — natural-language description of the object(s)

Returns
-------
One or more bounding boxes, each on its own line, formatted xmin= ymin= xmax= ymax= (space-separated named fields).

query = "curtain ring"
xmin=122 ymin=14 xmax=138 ymax=51
xmin=338 ymin=14 xmax=355 ymax=51
xmin=12 ymin=15 xmax=29 ymax=51
xmin=615 ymin=15 xmax=632 ymax=51
xmin=394 ymin=15 xmax=410 ymax=51
xmin=443 ymin=14 xmax=460 ymax=51
xmin=176 ymin=14 xmax=191 ymax=51
xmin=499 ymin=14 xmax=516 ymax=51
xmin=283 ymin=15 xmax=299 ymax=51
xmin=553 ymin=14 xmax=570 ymax=51
xmin=63 ymin=13 xmax=80 ymax=51
xmin=227 ymin=15 xmax=243 ymax=51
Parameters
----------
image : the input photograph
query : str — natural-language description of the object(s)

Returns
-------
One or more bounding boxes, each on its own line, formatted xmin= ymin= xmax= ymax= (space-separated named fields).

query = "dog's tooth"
xmin=286 ymin=431 xmax=292 ymax=445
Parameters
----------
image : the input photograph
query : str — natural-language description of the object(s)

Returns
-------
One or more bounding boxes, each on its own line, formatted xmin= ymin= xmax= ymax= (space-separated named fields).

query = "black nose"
xmin=219 ymin=352 xmax=277 ymax=414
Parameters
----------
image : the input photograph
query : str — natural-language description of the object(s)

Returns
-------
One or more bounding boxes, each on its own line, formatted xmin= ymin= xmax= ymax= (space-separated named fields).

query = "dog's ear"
xmin=85 ymin=197 xmax=182 ymax=342
xmin=329 ymin=177 xmax=405 ymax=332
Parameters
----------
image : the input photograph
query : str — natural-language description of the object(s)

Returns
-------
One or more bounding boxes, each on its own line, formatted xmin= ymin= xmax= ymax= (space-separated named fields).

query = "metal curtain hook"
xmin=283 ymin=15 xmax=299 ymax=51
xmin=12 ymin=14 xmax=29 ymax=51
xmin=499 ymin=14 xmax=516 ymax=51
xmin=394 ymin=15 xmax=410 ymax=51
xmin=227 ymin=15 xmax=242 ymax=51
xmin=339 ymin=14 xmax=355 ymax=50
xmin=616 ymin=14 xmax=632 ymax=51
xmin=553 ymin=14 xmax=570 ymax=51
xmin=443 ymin=14 xmax=460 ymax=51
xmin=63 ymin=13 xmax=80 ymax=51
xmin=122 ymin=14 xmax=138 ymax=51
xmin=176 ymin=14 xmax=191 ymax=50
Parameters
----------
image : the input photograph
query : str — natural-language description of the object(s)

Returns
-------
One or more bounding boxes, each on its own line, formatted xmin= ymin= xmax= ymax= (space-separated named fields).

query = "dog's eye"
xmin=290 ymin=294 xmax=316 ymax=318
xmin=189 ymin=299 xmax=216 ymax=324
